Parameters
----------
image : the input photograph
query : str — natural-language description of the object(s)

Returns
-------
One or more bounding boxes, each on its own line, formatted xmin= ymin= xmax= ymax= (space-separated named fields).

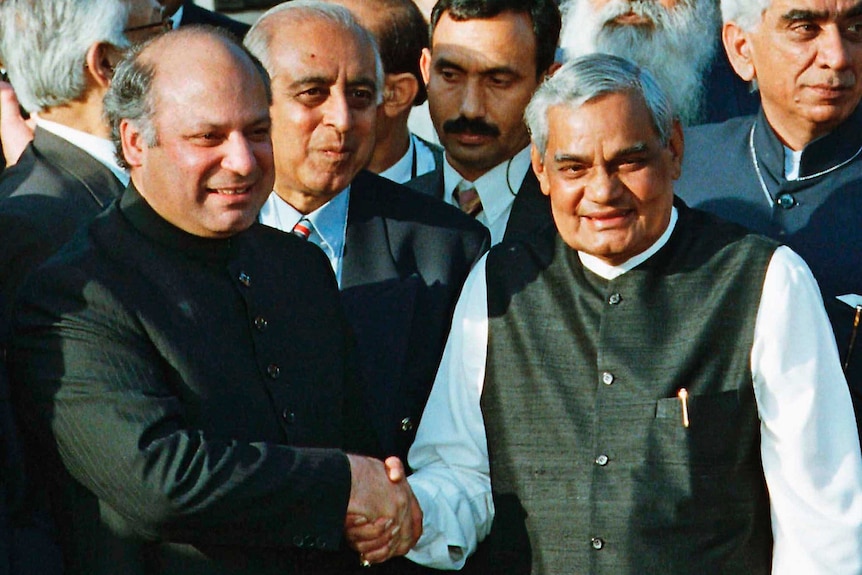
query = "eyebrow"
xmin=553 ymin=142 xmax=650 ymax=164
xmin=781 ymin=2 xmax=862 ymax=22
xmin=434 ymin=56 xmax=520 ymax=78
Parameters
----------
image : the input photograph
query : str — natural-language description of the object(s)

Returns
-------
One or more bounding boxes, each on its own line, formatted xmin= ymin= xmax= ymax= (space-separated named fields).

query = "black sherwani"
xmin=8 ymin=186 xmax=376 ymax=574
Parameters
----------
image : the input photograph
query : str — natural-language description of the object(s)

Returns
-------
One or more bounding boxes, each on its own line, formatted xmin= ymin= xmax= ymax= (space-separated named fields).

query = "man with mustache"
xmin=675 ymin=0 xmax=862 ymax=427
xmin=244 ymin=8 xmax=488 ymax=569
xmin=559 ymin=0 xmax=759 ymax=125
xmin=406 ymin=0 xmax=562 ymax=245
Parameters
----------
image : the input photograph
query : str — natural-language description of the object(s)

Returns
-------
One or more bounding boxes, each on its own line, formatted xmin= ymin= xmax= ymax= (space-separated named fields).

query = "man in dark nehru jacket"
xmin=162 ymin=0 xmax=251 ymax=37
xmin=675 ymin=0 xmax=862 ymax=408
xmin=399 ymin=54 xmax=862 ymax=574
xmin=7 ymin=26 xmax=420 ymax=575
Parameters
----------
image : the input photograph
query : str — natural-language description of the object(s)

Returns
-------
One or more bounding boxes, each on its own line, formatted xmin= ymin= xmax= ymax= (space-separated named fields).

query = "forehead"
xmin=763 ymin=0 xmax=862 ymax=17
xmin=545 ymin=92 xmax=660 ymax=151
xmin=431 ymin=11 xmax=537 ymax=74
xmin=588 ymin=0 xmax=683 ymax=8
xmin=267 ymin=16 xmax=377 ymax=82
xmin=152 ymin=39 xmax=268 ymax=125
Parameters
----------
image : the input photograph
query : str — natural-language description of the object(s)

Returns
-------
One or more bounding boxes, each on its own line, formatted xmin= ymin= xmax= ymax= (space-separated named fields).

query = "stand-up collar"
xmin=754 ymin=104 xmax=862 ymax=181
xmin=119 ymin=184 xmax=235 ymax=263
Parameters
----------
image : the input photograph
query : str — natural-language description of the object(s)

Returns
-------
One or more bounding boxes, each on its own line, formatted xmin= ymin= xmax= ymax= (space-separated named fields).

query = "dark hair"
xmin=371 ymin=0 xmax=430 ymax=105
xmin=430 ymin=0 xmax=561 ymax=78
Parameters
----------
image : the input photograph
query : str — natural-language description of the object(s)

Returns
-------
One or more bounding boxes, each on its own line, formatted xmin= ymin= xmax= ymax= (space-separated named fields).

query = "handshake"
xmin=344 ymin=454 xmax=424 ymax=566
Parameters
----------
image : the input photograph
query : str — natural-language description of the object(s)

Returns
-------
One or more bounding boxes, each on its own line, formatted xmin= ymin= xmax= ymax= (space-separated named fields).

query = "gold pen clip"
xmin=678 ymin=388 xmax=690 ymax=428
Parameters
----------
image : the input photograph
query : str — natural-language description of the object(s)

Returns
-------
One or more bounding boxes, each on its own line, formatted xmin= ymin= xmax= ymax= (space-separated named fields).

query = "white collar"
xmin=35 ymin=117 xmax=129 ymax=186
xmin=170 ymin=4 xmax=184 ymax=29
xmin=578 ymin=206 xmax=678 ymax=280
xmin=442 ymin=145 xmax=531 ymax=226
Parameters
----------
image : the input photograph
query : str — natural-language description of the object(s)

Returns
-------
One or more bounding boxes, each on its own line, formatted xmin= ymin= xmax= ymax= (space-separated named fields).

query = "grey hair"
xmin=720 ymin=0 xmax=771 ymax=30
xmin=245 ymin=0 xmax=385 ymax=104
xmin=526 ymin=53 xmax=674 ymax=157
xmin=0 ymin=0 xmax=130 ymax=113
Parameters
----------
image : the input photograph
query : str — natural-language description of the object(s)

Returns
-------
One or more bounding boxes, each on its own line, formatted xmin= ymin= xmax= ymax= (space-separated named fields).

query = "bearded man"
xmin=559 ymin=0 xmax=758 ymax=124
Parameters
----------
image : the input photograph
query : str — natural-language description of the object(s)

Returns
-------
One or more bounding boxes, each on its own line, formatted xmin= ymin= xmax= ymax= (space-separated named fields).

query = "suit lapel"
xmin=33 ymin=128 xmax=125 ymax=208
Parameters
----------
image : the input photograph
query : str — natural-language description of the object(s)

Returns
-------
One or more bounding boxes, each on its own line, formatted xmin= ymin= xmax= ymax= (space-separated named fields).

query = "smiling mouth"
xmin=582 ymin=210 xmax=633 ymax=227
xmin=209 ymin=186 xmax=253 ymax=196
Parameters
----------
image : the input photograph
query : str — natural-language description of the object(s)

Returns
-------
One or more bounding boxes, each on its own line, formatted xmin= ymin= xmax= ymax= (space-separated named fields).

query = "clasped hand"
xmin=344 ymin=455 xmax=423 ymax=565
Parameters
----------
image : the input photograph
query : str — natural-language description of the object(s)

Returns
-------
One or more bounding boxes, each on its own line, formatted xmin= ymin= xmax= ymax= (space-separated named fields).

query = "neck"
xmin=367 ymin=120 xmax=411 ymax=174
xmin=39 ymin=93 xmax=109 ymax=139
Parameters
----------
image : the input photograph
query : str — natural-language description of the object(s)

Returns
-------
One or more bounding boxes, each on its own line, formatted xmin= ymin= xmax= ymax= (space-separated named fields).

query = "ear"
xmin=531 ymin=142 xmax=551 ymax=197
xmin=119 ymin=118 xmax=146 ymax=169
xmin=381 ymin=72 xmax=420 ymax=119
xmin=667 ymin=119 xmax=684 ymax=180
xmin=543 ymin=61 xmax=562 ymax=81
xmin=419 ymin=47 xmax=432 ymax=86
xmin=722 ymin=21 xmax=756 ymax=82
xmin=85 ymin=42 xmax=120 ymax=89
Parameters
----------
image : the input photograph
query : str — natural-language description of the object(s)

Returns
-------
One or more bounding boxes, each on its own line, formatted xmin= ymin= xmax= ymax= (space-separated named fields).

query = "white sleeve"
xmin=405 ymin=255 xmax=494 ymax=570
xmin=753 ymin=246 xmax=862 ymax=575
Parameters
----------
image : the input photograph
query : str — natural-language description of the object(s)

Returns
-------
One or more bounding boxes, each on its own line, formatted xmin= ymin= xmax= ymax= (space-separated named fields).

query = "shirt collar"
xmin=379 ymin=135 xmax=417 ymax=184
xmin=258 ymin=186 xmax=350 ymax=255
xmin=755 ymin=104 xmax=862 ymax=181
xmin=578 ymin=206 xmax=678 ymax=280
xmin=443 ymin=145 xmax=531 ymax=226
xmin=170 ymin=4 xmax=183 ymax=29
xmin=35 ymin=117 xmax=130 ymax=186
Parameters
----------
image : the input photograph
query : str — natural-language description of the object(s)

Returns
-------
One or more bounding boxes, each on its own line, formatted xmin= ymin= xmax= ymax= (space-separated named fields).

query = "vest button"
xmin=238 ymin=272 xmax=251 ymax=287
xmin=608 ymin=293 xmax=622 ymax=305
xmin=776 ymin=192 xmax=797 ymax=209
xmin=267 ymin=364 xmax=280 ymax=379
xmin=591 ymin=537 xmax=605 ymax=550
xmin=254 ymin=316 xmax=268 ymax=331
xmin=601 ymin=372 xmax=614 ymax=385
xmin=282 ymin=409 xmax=295 ymax=424
xmin=400 ymin=417 xmax=414 ymax=432
xmin=595 ymin=454 xmax=609 ymax=466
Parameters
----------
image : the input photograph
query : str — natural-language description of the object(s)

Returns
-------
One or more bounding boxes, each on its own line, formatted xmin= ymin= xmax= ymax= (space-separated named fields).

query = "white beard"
xmin=560 ymin=0 xmax=720 ymax=124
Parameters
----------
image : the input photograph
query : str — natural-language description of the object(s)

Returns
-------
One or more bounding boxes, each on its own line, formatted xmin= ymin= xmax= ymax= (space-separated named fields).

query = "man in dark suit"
xmin=162 ymin=0 xmax=251 ymax=38
xmin=8 ymin=26 xmax=420 ymax=574
xmin=404 ymin=0 xmax=561 ymax=245
xmin=244 ymin=2 xmax=488 ymax=479
xmin=0 ymin=0 xmax=169 ymax=335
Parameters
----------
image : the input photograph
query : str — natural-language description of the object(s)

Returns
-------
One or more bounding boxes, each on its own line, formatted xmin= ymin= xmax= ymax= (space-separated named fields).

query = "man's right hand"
xmin=344 ymin=455 xmax=423 ymax=564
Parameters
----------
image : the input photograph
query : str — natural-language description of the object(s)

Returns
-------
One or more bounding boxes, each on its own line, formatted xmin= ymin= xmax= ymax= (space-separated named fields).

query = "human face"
xmin=582 ymin=0 xmax=685 ymax=27
xmin=268 ymin=17 xmax=378 ymax=214
xmin=125 ymin=37 xmax=274 ymax=238
xmin=532 ymin=92 xmax=683 ymax=265
xmin=728 ymin=0 xmax=862 ymax=148
xmin=422 ymin=10 xmax=541 ymax=181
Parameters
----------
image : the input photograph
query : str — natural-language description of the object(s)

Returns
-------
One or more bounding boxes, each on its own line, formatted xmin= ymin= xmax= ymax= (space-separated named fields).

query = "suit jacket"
xmin=0 ymin=127 xmax=125 ymax=339
xmin=339 ymin=171 xmax=489 ymax=464
xmin=8 ymin=186 xmax=377 ymax=575
xmin=405 ymin=162 xmax=550 ymax=244
xmin=179 ymin=1 xmax=250 ymax=39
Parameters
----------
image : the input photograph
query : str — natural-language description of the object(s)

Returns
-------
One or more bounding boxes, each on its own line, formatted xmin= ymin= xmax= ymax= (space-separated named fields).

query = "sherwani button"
xmin=601 ymin=372 xmax=614 ymax=385
xmin=254 ymin=316 xmax=268 ymax=331
xmin=267 ymin=364 xmax=280 ymax=378
xmin=591 ymin=537 xmax=605 ymax=550
xmin=595 ymin=454 xmax=609 ymax=466
xmin=608 ymin=293 xmax=622 ymax=305
xmin=400 ymin=417 xmax=414 ymax=432
xmin=238 ymin=272 xmax=251 ymax=287
xmin=282 ymin=409 xmax=295 ymax=424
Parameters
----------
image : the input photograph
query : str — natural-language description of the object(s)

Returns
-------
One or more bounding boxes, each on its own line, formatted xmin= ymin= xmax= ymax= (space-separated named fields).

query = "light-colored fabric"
xmin=442 ymin=146 xmax=531 ymax=245
xmin=378 ymin=133 xmax=438 ymax=184
xmin=407 ymin=213 xmax=862 ymax=573
xmin=258 ymin=188 xmax=350 ymax=286
xmin=35 ymin=117 xmax=129 ymax=186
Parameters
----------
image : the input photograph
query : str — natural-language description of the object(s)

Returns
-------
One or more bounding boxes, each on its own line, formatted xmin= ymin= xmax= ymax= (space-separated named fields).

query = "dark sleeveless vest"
xmin=476 ymin=202 xmax=778 ymax=575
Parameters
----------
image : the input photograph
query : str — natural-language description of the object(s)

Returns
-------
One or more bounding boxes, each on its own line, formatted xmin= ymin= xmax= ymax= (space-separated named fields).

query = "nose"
xmin=459 ymin=78 xmax=486 ymax=119
xmin=222 ymin=133 xmax=257 ymax=176
xmin=323 ymin=89 xmax=353 ymax=133
xmin=584 ymin=165 xmax=620 ymax=203
xmin=817 ymin=25 xmax=852 ymax=69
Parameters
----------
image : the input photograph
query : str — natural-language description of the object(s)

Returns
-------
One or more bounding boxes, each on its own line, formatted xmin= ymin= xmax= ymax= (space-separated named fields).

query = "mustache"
xmin=442 ymin=116 xmax=501 ymax=138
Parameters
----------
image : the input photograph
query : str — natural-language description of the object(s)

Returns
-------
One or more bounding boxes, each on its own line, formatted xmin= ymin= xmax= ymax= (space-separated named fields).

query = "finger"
xmin=384 ymin=456 xmax=406 ymax=483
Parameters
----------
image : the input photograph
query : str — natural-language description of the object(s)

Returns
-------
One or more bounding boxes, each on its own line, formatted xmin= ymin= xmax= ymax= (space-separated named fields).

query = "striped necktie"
xmin=291 ymin=217 xmax=313 ymax=240
xmin=455 ymin=180 xmax=483 ymax=217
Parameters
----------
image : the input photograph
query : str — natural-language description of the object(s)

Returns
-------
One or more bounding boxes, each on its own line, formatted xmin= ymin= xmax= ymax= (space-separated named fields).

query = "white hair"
xmin=244 ymin=0 xmax=385 ymax=104
xmin=0 ymin=0 xmax=130 ymax=113
xmin=559 ymin=0 xmax=719 ymax=125
xmin=720 ymin=0 xmax=771 ymax=30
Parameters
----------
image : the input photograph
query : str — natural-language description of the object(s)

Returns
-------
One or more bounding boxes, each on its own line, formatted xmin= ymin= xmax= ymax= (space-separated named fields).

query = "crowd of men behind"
xmin=0 ymin=0 xmax=861 ymax=573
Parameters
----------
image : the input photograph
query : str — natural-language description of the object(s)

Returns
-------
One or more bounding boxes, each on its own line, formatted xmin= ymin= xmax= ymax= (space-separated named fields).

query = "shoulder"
xmin=683 ymin=114 xmax=755 ymax=149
